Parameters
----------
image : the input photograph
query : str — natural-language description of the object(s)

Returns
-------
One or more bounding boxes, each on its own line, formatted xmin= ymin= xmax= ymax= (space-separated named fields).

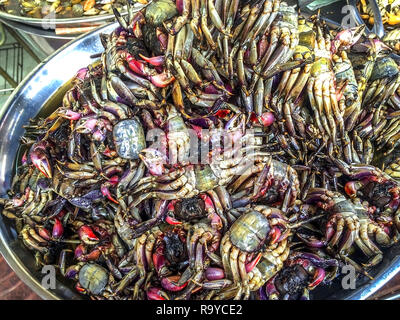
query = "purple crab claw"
xmin=30 ymin=148 xmax=52 ymax=178
xmin=139 ymin=148 xmax=168 ymax=176
xmin=331 ymin=25 xmax=365 ymax=54
xmin=75 ymin=67 xmax=88 ymax=81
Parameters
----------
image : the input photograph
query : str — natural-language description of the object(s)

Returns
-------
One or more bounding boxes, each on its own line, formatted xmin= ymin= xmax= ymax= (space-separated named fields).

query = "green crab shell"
xmin=370 ymin=56 xmax=399 ymax=82
xmin=79 ymin=263 xmax=109 ymax=295
xmin=113 ymin=119 xmax=146 ymax=160
xmin=194 ymin=165 xmax=218 ymax=191
xmin=229 ymin=210 xmax=271 ymax=253
xmin=145 ymin=0 xmax=178 ymax=26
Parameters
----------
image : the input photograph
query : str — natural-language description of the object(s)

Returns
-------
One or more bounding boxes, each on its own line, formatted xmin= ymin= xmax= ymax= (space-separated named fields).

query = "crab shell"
xmin=229 ymin=210 xmax=271 ymax=253
xmin=113 ymin=119 xmax=146 ymax=160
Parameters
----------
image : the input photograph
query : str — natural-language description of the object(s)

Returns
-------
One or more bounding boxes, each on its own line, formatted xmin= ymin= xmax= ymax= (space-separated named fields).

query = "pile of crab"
xmin=2 ymin=0 xmax=400 ymax=300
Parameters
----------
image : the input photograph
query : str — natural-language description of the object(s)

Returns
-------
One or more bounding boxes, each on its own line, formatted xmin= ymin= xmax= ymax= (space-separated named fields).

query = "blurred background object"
xmin=0 ymin=254 xmax=40 ymax=300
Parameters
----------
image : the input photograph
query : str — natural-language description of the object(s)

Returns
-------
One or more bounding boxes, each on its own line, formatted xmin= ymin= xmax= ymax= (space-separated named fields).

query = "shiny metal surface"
xmin=0 ymin=10 xmax=117 ymax=29
xmin=0 ymin=20 xmax=399 ymax=300
xmin=0 ymin=18 xmax=76 ymax=39
xmin=0 ymin=22 xmax=116 ymax=300
xmin=0 ymin=18 xmax=71 ymax=58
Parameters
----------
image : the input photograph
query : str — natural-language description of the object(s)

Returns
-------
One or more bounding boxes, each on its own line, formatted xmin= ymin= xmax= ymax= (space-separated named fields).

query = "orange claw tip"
xmin=83 ymin=0 xmax=95 ymax=11
xmin=75 ymin=283 xmax=87 ymax=294
xmin=245 ymin=252 xmax=262 ymax=273
xmin=165 ymin=214 xmax=182 ymax=225
xmin=147 ymin=287 xmax=168 ymax=300
xmin=37 ymin=227 xmax=51 ymax=241
xmin=385 ymin=12 xmax=400 ymax=25
xmin=269 ymin=226 xmax=282 ymax=245
xmin=149 ymin=72 xmax=175 ymax=88
xmin=101 ymin=185 xmax=119 ymax=204
xmin=78 ymin=225 xmax=99 ymax=244
xmin=344 ymin=181 xmax=358 ymax=197
xmin=308 ymin=268 xmax=325 ymax=289
xmin=161 ymin=276 xmax=188 ymax=292
xmin=138 ymin=54 xmax=165 ymax=67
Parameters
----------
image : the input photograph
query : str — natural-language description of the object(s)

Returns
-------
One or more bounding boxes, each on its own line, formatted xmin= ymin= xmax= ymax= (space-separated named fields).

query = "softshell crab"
xmin=198 ymin=205 xmax=292 ymax=300
xmin=263 ymin=251 xmax=339 ymax=300
xmin=305 ymin=188 xmax=393 ymax=268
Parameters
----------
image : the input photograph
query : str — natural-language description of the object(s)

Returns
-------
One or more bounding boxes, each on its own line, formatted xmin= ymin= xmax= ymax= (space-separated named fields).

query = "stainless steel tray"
xmin=0 ymin=9 xmax=117 ymax=29
xmin=0 ymin=21 xmax=400 ymax=300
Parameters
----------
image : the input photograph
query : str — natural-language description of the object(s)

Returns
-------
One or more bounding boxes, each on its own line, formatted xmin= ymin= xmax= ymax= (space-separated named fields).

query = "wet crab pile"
xmin=2 ymin=0 xmax=400 ymax=300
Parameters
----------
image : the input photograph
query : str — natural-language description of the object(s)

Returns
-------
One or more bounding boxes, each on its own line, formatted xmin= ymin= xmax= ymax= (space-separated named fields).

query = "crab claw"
xmin=139 ymin=54 xmax=165 ymax=67
xmin=344 ymin=181 xmax=363 ymax=197
xmin=74 ymin=244 xmax=86 ymax=259
xmin=205 ymin=267 xmax=225 ymax=281
xmin=30 ymin=148 xmax=52 ymax=178
xmin=37 ymin=226 xmax=51 ymax=241
xmin=78 ymin=225 xmax=99 ymax=245
xmin=139 ymin=148 xmax=168 ymax=176
xmin=153 ymin=246 xmax=171 ymax=277
xmin=147 ymin=287 xmax=169 ymax=300
xmin=309 ymin=268 xmax=325 ymax=289
xmin=108 ymin=175 xmax=119 ymax=186
xmin=52 ymin=218 xmax=64 ymax=239
xmin=21 ymin=150 xmax=28 ymax=165
xmin=199 ymin=194 xmax=222 ymax=230
xmin=225 ymin=113 xmax=246 ymax=144
xmin=75 ymin=67 xmax=88 ymax=81
xmin=161 ymin=275 xmax=188 ymax=292
xmin=103 ymin=146 xmax=117 ymax=158
xmin=75 ymin=282 xmax=87 ymax=294
xmin=165 ymin=201 xmax=182 ymax=225
xmin=149 ymin=71 xmax=175 ymax=88
xmin=245 ymin=252 xmax=262 ymax=273
xmin=385 ymin=11 xmax=400 ymax=26
xmin=297 ymin=233 xmax=326 ymax=248
xmin=12 ymin=195 xmax=25 ymax=207
xmin=101 ymin=184 xmax=119 ymax=204
xmin=264 ymin=276 xmax=279 ymax=299
xmin=65 ymin=265 xmax=81 ymax=279
xmin=57 ymin=108 xmax=81 ymax=120
xmin=331 ymin=25 xmax=365 ymax=54
xmin=127 ymin=56 xmax=147 ymax=76
xmin=75 ymin=245 xmax=101 ymax=262
xmin=165 ymin=214 xmax=182 ymax=225
xmin=269 ymin=226 xmax=281 ymax=245
xmin=156 ymin=28 xmax=168 ymax=51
